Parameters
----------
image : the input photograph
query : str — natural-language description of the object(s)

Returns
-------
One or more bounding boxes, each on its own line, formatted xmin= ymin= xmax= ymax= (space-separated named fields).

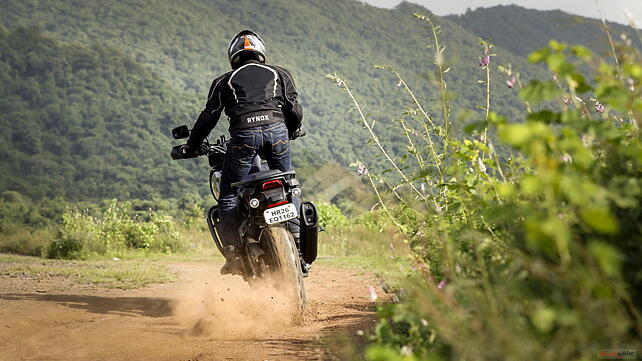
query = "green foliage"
xmin=332 ymin=18 xmax=642 ymax=360
xmin=317 ymin=202 xmax=348 ymax=229
xmin=0 ymin=27 xmax=203 ymax=200
xmin=0 ymin=193 xmax=205 ymax=260
xmin=0 ymin=255 xmax=176 ymax=289
xmin=0 ymin=1 xmax=568 ymax=200
xmin=47 ymin=211 xmax=95 ymax=259
xmin=48 ymin=201 xmax=182 ymax=259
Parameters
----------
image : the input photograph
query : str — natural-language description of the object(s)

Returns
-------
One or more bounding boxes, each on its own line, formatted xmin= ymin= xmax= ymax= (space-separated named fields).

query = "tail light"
xmin=260 ymin=179 xmax=288 ymax=209
xmin=262 ymin=179 xmax=283 ymax=190
xmin=267 ymin=200 xmax=289 ymax=208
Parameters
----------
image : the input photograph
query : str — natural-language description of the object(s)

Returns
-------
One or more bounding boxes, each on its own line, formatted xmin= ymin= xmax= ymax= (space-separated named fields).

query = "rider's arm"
xmin=186 ymin=75 xmax=227 ymax=149
xmin=277 ymin=67 xmax=303 ymax=132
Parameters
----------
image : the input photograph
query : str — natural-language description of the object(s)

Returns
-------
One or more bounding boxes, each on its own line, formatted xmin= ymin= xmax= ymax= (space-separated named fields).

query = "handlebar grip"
xmin=296 ymin=125 xmax=307 ymax=138
xmin=171 ymin=145 xmax=184 ymax=160
xmin=171 ymin=144 xmax=200 ymax=160
xmin=290 ymin=125 xmax=307 ymax=140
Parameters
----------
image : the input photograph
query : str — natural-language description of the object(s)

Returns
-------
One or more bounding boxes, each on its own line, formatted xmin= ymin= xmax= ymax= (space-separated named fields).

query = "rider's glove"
xmin=179 ymin=144 xmax=194 ymax=157
xmin=289 ymin=125 xmax=307 ymax=140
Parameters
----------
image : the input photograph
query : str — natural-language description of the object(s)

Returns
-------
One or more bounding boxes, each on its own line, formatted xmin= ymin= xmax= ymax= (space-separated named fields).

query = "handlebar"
xmin=171 ymin=125 xmax=308 ymax=160
xmin=171 ymin=135 xmax=228 ymax=160
xmin=292 ymin=125 xmax=307 ymax=139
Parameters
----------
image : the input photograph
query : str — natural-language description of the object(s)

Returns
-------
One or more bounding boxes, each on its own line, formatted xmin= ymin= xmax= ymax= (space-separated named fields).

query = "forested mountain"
xmin=0 ymin=0 xmax=536 ymax=169
xmin=0 ymin=0 xmax=636 ymax=201
xmin=0 ymin=27 xmax=203 ymax=199
xmin=446 ymin=5 xmax=642 ymax=58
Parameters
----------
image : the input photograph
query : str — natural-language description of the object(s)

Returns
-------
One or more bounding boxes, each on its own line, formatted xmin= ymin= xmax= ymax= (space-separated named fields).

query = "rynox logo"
xmin=246 ymin=114 xmax=270 ymax=123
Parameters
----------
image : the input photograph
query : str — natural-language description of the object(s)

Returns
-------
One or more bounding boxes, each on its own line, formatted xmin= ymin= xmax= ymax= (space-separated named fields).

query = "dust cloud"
xmin=172 ymin=275 xmax=298 ymax=340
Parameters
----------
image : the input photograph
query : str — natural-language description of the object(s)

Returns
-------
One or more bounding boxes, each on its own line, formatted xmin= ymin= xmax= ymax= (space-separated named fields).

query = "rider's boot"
xmin=220 ymin=246 xmax=242 ymax=275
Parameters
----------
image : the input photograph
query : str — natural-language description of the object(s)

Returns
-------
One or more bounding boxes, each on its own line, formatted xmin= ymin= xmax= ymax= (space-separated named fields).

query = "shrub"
xmin=47 ymin=201 xmax=182 ymax=259
xmin=47 ymin=210 xmax=98 ymax=259
xmin=317 ymin=202 xmax=349 ymax=229
xmin=0 ymin=224 xmax=51 ymax=256
xmin=330 ymin=15 xmax=642 ymax=361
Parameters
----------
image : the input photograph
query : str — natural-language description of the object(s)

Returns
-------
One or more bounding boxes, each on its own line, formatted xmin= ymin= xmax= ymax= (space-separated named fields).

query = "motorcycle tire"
xmin=263 ymin=226 xmax=306 ymax=313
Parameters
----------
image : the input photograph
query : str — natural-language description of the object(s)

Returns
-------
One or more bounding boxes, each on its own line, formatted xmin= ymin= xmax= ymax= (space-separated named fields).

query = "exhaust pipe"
xmin=299 ymin=201 xmax=318 ymax=264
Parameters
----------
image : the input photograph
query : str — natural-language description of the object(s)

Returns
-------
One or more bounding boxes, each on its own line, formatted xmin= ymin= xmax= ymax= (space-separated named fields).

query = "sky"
xmin=360 ymin=0 xmax=642 ymax=26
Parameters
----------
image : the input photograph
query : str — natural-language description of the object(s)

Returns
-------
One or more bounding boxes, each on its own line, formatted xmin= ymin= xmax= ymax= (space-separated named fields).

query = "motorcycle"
xmin=170 ymin=125 xmax=318 ymax=311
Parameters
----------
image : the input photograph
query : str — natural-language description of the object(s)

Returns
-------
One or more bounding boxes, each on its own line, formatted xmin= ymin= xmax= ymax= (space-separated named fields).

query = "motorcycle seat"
xmin=231 ymin=170 xmax=296 ymax=188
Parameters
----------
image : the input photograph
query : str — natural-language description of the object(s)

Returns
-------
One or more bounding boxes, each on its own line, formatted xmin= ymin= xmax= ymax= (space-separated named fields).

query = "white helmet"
xmin=227 ymin=30 xmax=266 ymax=67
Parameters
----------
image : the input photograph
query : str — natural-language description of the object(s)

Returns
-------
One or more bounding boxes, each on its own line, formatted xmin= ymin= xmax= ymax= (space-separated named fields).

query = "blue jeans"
xmin=218 ymin=122 xmax=298 ymax=249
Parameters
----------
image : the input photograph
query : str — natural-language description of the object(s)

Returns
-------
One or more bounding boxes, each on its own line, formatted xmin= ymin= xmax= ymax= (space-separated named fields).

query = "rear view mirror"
xmin=172 ymin=125 xmax=190 ymax=139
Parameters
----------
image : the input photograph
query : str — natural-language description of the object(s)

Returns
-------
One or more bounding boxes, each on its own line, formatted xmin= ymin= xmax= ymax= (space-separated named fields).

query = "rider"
xmin=181 ymin=30 xmax=304 ymax=275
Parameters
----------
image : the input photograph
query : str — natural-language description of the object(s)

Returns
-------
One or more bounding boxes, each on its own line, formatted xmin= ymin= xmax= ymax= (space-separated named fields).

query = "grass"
xmin=0 ymin=217 xmax=390 ymax=290
xmin=0 ymin=254 xmax=177 ymax=289
xmin=316 ymin=225 xmax=413 ymax=284
xmin=315 ymin=255 xmax=376 ymax=269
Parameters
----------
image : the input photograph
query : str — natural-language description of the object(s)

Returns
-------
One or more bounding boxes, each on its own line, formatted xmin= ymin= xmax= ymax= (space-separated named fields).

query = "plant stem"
xmin=337 ymin=77 xmax=430 ymax=204
xmin=387 ymin=68 xmax=444 ymax=183
xmin=365 ymin=170 xmax=405 ymax=230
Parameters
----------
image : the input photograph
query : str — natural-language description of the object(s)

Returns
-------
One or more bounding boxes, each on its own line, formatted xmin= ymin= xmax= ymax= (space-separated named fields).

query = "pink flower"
xmin=479 ymin=56 xmax=490 ymax=67
xmin=595 ymin=103 xmax=605 ymax=113
xmin=437 ymin=280 xmax=447 ymax=289
xmin=506 ymin=76 xmax=517 ymax=88
xmin=356 ymin=164 xmax=369 ymax=176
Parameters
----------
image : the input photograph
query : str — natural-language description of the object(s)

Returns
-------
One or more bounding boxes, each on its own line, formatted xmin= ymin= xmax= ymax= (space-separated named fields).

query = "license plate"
xmin=263 ymin=203 xmax=298 ymax=225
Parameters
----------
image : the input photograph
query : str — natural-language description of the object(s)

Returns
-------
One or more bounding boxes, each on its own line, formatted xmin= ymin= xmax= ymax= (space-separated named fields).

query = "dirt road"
xmin=0 ymin=261 xmax=383 ymax=361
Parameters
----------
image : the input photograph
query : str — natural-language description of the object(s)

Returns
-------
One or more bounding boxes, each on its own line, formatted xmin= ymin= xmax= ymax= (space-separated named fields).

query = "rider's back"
xmin=208 ymin=61 xmax=297 ymax=131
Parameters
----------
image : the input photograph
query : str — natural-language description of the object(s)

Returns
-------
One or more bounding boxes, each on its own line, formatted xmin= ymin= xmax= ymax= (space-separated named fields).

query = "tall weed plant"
xmin=48 ymin=200 xmax=182 ymax=259
xmin=330 ymin=14 xmax=642 ymax=361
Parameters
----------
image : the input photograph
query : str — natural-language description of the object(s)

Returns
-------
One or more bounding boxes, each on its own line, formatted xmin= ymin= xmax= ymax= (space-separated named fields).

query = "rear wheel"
xmin=263 ymin=226 xmax=306 ymax=313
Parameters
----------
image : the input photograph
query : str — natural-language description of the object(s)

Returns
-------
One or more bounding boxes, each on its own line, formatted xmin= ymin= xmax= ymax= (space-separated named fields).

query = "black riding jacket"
xmin=186 ymin=60 xmax=303 ymax=149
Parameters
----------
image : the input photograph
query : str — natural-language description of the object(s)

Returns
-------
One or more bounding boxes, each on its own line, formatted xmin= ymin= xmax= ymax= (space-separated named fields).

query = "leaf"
xmin=560 ymin=109 xmax=582 ymax=123
xmin=571 ymin=45 xmax=592 ymax=61
xmin=569 ymin=72 xmax=591 ymax=93
xmin=548 ymin=40 xmax=567 ymax=52
xmin=595 ymin=85 xmax=629 ymax=112
xmin=546 ymin=53 xmax=566 ymax=72
xmin=499 ymin=124 xmax=532 ymax=147
xmin=464 ymin=121 xmax=487 ymax=135
xmin=527 ymin=110 xmax=559 ymax=124
xmin=519 ymin=80 xmax=561 ymax=104
xmin=623 ymin=63 xmax=642 ymax=80
xmin=528 ymin=47 xmax=550 ymax=63
xmin=488 ymin=112 xmax=507 ymax=125
xmin=531 ymin=307 xmax=556 ymax=333
xmin=580 ymin=208 xmax=619 ymax=235
xmin=588 ymin=241 xmax=622 ymax=277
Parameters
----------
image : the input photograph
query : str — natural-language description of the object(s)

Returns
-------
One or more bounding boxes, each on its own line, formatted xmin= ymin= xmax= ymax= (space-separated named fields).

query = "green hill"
xmin=0 ymin=0 xmax=536 ymax=165
xmin=0 ymin=27 xmax=203 ymax=200
xmin=0 ymin=0 xmax=634 ymax=201
xmin=446 ymin=5 xmax=642 ymax=57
